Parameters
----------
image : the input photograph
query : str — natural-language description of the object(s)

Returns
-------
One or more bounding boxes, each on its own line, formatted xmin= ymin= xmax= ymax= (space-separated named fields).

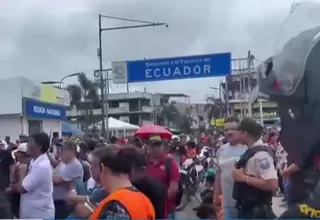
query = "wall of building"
xmin=0 ymin=77 xmax=67 ymax=138
xmin=0 ymin=77 xmax=69 ymax=115
xmin=233 ymin=101 xmax=277 ymax=110
xmin=67 ymin=92 xmax=163 ymax=126
xmin=0 ymin=115 xmax=62 ymax=140
xmin=0 ymin=78 xmax=24 ymax=115
xmin=0 ymin=115 xmax=23 ymax=140
xmin=42 ymin=120 xmax=61 ymax=137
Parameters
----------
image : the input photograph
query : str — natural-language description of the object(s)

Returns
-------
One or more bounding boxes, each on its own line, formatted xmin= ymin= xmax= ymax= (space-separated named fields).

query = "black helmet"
xmin=257 ymin=3 xmax=320 ymax=168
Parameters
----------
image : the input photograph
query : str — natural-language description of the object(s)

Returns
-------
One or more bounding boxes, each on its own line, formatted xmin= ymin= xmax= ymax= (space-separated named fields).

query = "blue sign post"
xmin=123 ymin=53 xmax=231 ymax=83
xmin=24 ymin=98 xmax=66 ymax=120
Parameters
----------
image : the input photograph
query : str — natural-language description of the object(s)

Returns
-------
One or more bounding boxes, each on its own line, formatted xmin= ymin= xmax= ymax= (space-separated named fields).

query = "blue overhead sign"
xmin=124 ymin=53 xmax=231 ymax=83
xmin=24 ymin=98 xmax=66 ymax=120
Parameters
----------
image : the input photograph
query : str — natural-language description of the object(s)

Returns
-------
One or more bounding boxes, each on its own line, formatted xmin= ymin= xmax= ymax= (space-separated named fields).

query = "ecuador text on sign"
xmin=112 ymin=53 xmax=231 ymax=83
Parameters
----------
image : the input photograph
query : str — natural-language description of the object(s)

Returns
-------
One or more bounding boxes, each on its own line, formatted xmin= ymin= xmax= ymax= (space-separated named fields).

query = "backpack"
xmin=235 ymin=145 xmax=276 ymax=169
xmin=233 ymin=145 xmax=276 ymax=204
xmin=164 ymin=157 xmax=183 ymax=207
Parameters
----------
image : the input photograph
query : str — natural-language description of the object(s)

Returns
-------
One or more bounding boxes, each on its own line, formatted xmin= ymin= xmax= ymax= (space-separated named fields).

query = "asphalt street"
xmin=176 ymin=196 xmax=287 ymax=218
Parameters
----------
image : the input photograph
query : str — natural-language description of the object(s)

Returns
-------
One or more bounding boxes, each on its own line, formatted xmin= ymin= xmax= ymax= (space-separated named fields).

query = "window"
xmin=28 ymin=120 xmax=42 ymax=135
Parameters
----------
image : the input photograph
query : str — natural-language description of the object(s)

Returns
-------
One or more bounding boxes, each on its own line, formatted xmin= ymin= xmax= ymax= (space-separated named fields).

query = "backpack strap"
xmin=236 ymin=145 xmax=276 ymax=169
xmin=164 ymin=157 xmax=173 ymax=186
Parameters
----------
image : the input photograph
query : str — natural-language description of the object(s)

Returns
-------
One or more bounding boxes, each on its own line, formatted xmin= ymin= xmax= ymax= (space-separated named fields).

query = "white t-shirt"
xmin=216 ymin=142 xmax=247 ymax=207
xmin=87 ymin=177 xmax=96 ymax=191
xmin=21 ymin=154 xmax=55 ymax=219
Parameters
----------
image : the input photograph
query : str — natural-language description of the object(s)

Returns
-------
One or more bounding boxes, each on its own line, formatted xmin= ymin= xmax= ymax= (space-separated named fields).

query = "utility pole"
xmin=225 ymin=56 xmax=256 ymax=118
xmin=98 ymin=14 xmax=107 ymax=139
xmin=97 ymin=14 xmax=168 ymax=140
xmin=259 ymin=99 xmax=264 ymax=126
xmin=225 ymin=78 xmax=230 ymax=116
xmin=239 ymin=63 xmax=244 ymax=119
xmin=153 ymin=101 xmax=157 ymax=124
xmin=247 ymin=50 xmax=253 ymax=117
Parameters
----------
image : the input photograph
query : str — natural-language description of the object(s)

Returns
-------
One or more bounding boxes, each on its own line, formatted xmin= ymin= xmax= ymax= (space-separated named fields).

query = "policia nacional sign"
xmin=23 ymin=98 xmax=66 ymax=120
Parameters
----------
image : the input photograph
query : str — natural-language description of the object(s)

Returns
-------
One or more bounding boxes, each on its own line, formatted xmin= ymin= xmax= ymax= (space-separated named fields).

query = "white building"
xmin=0 ymin=77 xmax=69 ymax=140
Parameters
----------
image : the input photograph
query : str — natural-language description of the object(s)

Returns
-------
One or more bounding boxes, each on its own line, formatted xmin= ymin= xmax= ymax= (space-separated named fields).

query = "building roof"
xmin=156 ymin=93 xmax=189 ymax=98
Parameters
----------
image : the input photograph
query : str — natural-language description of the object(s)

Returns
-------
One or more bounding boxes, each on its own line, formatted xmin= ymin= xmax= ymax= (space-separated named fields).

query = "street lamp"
xmin=98 ymin=14 xmax=168 ymax=140
xmin=209 ymin=86 xmax=224 ymax=100
xmin=209 ymin=85 xmax=229 ymax=117
xmin=41 ymin=73 xmax=80 ymax=89
xmin=59 ymin=73 xmax=80 ymax=89
xmin=41 ymin=81 xmax=60 ymax=85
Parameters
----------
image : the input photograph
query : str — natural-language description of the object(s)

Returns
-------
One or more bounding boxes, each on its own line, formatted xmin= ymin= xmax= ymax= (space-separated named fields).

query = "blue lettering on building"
xmin=126 ymin=53 xmax=231 ymax=83
xmin=24 ymin=98 xmax=66 ymax=120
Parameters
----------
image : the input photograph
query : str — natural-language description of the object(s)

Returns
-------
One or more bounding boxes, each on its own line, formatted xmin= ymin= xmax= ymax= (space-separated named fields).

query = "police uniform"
xmin=244 ymin=140 xmax=278 ymax=181
xmin=233 ymin=139 xmax=277 ymax=219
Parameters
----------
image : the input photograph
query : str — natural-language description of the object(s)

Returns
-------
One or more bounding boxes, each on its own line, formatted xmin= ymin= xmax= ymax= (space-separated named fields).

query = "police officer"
xmin=232 ymin=117 xmax=278 ymax=218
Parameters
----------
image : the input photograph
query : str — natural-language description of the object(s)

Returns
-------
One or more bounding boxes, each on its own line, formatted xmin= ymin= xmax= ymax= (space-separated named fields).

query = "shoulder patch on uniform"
xmin=257 ymin=157 xmax=270 ymax=170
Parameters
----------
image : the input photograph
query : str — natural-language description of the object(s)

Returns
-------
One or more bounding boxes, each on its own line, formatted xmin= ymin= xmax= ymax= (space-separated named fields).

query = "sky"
xmin=0 ymin=0 xmax=317 ymax=102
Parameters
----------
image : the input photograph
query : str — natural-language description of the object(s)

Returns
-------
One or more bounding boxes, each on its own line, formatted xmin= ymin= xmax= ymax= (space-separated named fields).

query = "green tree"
xmin=66 ymin=84 xmax=82 ymax=127
xmin=179 ymin=114 xmax=192 ymax=134
xmin=204 ymin=96 xmax=224 ymax=120
xmin=77 ymin=72 xmax=99 ymax=130
xmin=159 ymin=103 xmax=180 ymax=127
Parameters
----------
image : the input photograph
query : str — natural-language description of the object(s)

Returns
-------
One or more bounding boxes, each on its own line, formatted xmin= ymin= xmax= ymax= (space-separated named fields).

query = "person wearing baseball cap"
xmin=9 ymin=143 xmax=30 ymax=218
xmin=146 ymin=135 xmax=180 ymax=219
xmin=130 ymin=148 xmax=166 ymax=219
xmin=147 ymin=135 xmax=163 ymax=146
xmin=12 ymin=143 xmax=28 ymax=160
xmin=232 ymin=117 xmax=277 ymax=218
xmin=53 ymin=141 xmax=84 ymax=219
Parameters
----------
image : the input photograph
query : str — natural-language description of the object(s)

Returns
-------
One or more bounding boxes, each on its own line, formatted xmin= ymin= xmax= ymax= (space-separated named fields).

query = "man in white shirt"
xmin=214 ymin=116 xmax=247 ymax=219
xmin=10 ymin=132 xmax=55 ymax=219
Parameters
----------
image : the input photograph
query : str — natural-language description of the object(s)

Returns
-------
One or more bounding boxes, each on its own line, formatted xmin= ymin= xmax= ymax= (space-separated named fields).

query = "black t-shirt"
xmin=0 ymin=149 xmax=14 ymax=191
xmin=132 ymin=176 xmax=166 ymax=219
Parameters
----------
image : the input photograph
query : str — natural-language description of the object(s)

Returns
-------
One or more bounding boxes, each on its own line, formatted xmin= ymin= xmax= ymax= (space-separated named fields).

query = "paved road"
xmin=273 ymin=196 xmax=287 ymax=216
xmin=177 ymin=196 xmax=287 ymax=218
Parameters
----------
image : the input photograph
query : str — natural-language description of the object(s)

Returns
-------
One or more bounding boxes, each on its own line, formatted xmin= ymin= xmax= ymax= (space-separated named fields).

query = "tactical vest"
xmin=233 ymin=145 xmax=276 ymax=205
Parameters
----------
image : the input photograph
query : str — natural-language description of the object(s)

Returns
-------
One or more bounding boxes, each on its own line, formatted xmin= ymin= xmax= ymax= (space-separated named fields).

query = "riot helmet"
xmin=257 ymin=2 xmax=320 ymax=168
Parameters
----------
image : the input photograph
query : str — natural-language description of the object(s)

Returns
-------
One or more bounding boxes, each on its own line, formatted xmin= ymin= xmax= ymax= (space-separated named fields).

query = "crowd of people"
xmin=0 ymin=116 xmax=295 ymax=219
xmin=0 ymin=131 xmax=185 ymax=219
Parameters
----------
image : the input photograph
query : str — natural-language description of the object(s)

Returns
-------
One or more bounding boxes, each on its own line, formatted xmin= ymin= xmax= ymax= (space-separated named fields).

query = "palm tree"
xmin=77 ymin=72 xmax=99 ymax=130
xmin=204 ymin=96 xmax=224 ymax=120
xmin=179 ymin=114 xmax=192 ymax=134
xmin=66 ymin=84 xmax=82 ymax=127
xmin=159 ymin=103 xmax=180 ymax=128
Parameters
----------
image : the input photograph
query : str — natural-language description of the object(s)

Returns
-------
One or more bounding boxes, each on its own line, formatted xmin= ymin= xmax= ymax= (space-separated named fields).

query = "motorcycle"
xmin=176 ymin=158 xmax=204 ymax=211
xmin=199 ymin=147 xmax=218 ymax=171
